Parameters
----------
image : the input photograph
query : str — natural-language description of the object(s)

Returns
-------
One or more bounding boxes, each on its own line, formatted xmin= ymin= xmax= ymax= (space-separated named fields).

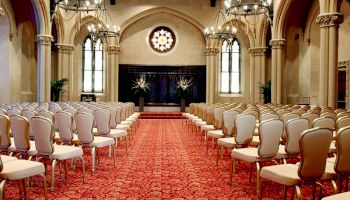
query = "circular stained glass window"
xmin=149 ymin=26 xmax=176 ymax=53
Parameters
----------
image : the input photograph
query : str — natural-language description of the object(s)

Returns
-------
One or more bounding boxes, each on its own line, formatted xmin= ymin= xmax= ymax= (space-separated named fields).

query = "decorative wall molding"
xmin=249 ymin=47 xmax=268 ymax=56
xmin=35 ymin=35 xmax=53 ymax=45
xmin=107 ymin=45 xmax=121 ymax=54
xmin=316 ymin=13 xmax=344 ymax=28
xmin=270 ymin=39 xmax=286 ymax=49
xmin=205 ymin=47 xmax=219 ymax=56
xmin=56 ymin=44 xmax=74 ymax=53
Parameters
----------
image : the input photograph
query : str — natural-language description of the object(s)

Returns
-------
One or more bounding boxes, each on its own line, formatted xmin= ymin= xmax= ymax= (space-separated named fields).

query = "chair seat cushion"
xmin=108 ymin=129 xmax=128 ymax=138
xmin=321 ymin=162 xmax=337 ymax=180
xmin=8 ymin=137 xmax=16 ymax=152
xmin=0 ymin=155 xmax=17 ymax=163
xmin=28 ymin=141 xmax=38 ymax=156
xmin=91 ymin=136 xmax=115 ymax=148
xmin=196 ymin=121 xmax=207 ymax=126
xmin=207 ymin=130 xmax=224 ymax=139
xmin=201 ymin=125 xmax=215 ymax=131
xmin=217 ymin=137 xmax=237 ymax=148
xmin=322 ymin=192 xmax=350 ymax=200
xmin=260 ymin=164 xmax=302 ymax=186
xmin=51 ymin=144 xmax=83 ymax=160
xmin=231 ymin=147 xmax=260 ymax=163
xmin=116 ymin=124 xmax=131 ymax=131
xmin=0 ymin=160 xmax=45 ymax=180
xmin=121 ymin=121 xmax=133 ymax=126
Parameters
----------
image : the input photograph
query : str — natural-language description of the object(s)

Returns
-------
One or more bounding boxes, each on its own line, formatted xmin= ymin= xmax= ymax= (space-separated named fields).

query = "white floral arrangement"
xmin=132 ymin=74 xmax=149 ymax=96
xmin=177 ymin=76 xmax=193 ymax=97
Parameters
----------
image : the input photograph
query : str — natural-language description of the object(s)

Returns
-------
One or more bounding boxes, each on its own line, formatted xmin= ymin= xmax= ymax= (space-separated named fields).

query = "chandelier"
xmin=87 ymin=5 xmax=120 ymax=42
xmin=224 ymin=0 xmax=273 ymax=23
xmin=204 ymin=10 xmax=237 ymax=42
xmin=0 ymin=0 xmax=5 ymax=20
xmin=56 ymin=0 xmax=103 ymax=12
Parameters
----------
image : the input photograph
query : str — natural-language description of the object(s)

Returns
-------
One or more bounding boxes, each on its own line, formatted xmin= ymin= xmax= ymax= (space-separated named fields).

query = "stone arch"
xmin=31 ymin=0 xmax=50 ymax=35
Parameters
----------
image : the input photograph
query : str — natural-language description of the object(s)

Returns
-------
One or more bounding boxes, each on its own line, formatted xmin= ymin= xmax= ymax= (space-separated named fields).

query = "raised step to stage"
xmin=140 ymin=112 xmax=183 ymax=119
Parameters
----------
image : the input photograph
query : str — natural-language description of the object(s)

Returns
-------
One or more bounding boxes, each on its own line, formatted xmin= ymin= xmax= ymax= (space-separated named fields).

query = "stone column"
xmin=107 ymin=45 xmax=120 ymax=102
xmin=36 ymin=35 xmax=53 ymax=102
xmin=270 ymin=39 xmax=286 ymax=104
xmin=316 ymin=13 xmax=343 ymax=108
xmin=56 ymin=44 xmax=74 ymax=101
xmin=205 ymin=46 xmax=219 ymax=103
xmin=249 ymin=47 xmax=268 ymax=103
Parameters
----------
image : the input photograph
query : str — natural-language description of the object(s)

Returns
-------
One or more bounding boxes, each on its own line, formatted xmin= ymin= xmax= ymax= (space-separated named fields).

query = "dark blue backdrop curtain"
xmin=119 ymin=65 xmax=206 ymax=106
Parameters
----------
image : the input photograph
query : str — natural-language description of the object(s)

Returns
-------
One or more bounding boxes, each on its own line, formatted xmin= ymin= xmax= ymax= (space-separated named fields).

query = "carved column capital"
xmin=270 ymin=39 xmax=286 ymax=49
xmin=0 ymin=7 xmax=5 ymax=19
xmin=56 ymin=44 xmax=74 ymax=53
xmin=205 ymin=47 xmax=219 ymax=56
xmin=249 ymin=47 xmax=268 ymax=56
xmin=107 ymin=45 xmax=120 ymax=54
xmin=316 ymin=13 xmax=344 ymax=28
xmin=35 ymin=35 xmax=53 ymax=46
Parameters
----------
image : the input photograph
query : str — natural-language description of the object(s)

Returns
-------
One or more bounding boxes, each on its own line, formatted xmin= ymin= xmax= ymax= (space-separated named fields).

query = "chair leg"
xmin=39 ymin=174 xmax=48 ymax=200
xmin=283 ymin=185 xmax=287 ymax=200
xmin=259 ymin=178 xmax=263 ymax=199
xmin=295 ymin=185 xmax=301 ymax=200
xmin=79 ymin=156 xmax=85 ymax=183
xmin=112 ymin=144 xmax=116 ymax=167
xmin=249 ymin=163 xmax=253 ymax=183
xmin=330 ymin=180 xmax=338 ymax=194
xmin=216 ymin=146 xmax=219 ymax=167
xmin=51 ymin=159 xmax=57 ymax=191
xmin=108 ymin=145 xmax=112 ymax=158
xmin=256 ymin=162 xmax=261 ymax=195
xmin=91 ymin=147 xmax=96 ymax=174
xmin=64 ymin=160 xmax=68 ymax=180
xmin=22 ymin=179 xmax=27 ymax=200
xmin=206 ymin=136 xmax=209 ymax=154
xmin=125 ymin=137 xmax=128 ymax=156
xmin=0 ymin=180 xmax=6 ymax=200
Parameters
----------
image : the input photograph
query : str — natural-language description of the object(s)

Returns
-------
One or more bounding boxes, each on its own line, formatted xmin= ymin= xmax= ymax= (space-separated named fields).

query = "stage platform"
xmin=140 ymin=112 xmax=183 ymax=119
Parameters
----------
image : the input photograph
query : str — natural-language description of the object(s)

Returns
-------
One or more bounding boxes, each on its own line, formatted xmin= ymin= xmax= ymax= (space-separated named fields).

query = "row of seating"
xmin=182 ymin=102 xmax=350 ymax=199
xmin=0 ymin=101 xmax=140 ymax=199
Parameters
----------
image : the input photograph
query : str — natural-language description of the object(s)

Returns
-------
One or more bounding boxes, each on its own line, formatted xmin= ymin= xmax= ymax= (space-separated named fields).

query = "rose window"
xmin=149 ymin=26 xmax=176 ymax=53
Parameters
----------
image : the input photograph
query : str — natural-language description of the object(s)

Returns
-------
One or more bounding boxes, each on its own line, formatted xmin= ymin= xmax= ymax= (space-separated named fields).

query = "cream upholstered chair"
xmin=200 ymin=107 xmax=216 ymax=146
xmin=322 ymin=192 xmax=350 ymax=200
xmin=37 ymin=110 xmax=54 ymax=123
xmin=313 ymin=117 xmax=335 ymax=130
xmin=260 ymin=128 xmax=333 ymax=199
xmin=77 ymin=107 xmax=93 ymax=114
xmin=337 ymin=112 xmax=350 ymax=119
xmin=301 ymin=112 xmax=320 ymax=128
xmin=93 ymin=109 xmax=128 ymax=155
xmin=10 ymin=115 xmax=37 ymax=160
xmin=321 ymin=112 xmax=337 ymax=121
xmin=323 ymin=126 xmax=350 ymax=193
xmin=63 ymin=107 xmax=77 ymax=133
xmin=292 ymin=109 xmax=307 ymax=116
xmin=277 ymin=118 xmax=309 ymax=163
xmin=281 ymin=113 xmax=300 ymax=141
xmin=336 ymin=116 xmax=350 ymax=131
xmin=231 ymin=119 xmax=284 ymax=194
xmin=55 ymin=111 xmax=79 ymax=145
xmin=206 ymin=108 xmax=226 ymax=154
xmin=0 ymin=156 xmax=47 ymax=200
xmin=259 ymin=113 xmax=279 ymax=122
xmin=114 ymin=106 xmax=132 ymax=133
xmin=277 ymin=109 xmax=290 ymax=118
xmin=75 ymin=112 xmax=116 ymax=173
xmin=31 ymin=116 xmax=85 ymax=191
xmin=23 ymin=109 xmax=37 ymax=140
xmin=334 ymin=108 xmax=346 ymax=115
xmin=0 ymin=109 xmax=7 ymax=115
xmin=7 ymin=108 xmax=21 ymax=117
xmin=0 ymin=114 xmax=15 ymax=155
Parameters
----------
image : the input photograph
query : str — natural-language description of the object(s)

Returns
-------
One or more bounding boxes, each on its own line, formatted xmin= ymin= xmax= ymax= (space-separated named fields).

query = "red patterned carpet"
xmin=4 ymin=119 xmax=337 ymax=199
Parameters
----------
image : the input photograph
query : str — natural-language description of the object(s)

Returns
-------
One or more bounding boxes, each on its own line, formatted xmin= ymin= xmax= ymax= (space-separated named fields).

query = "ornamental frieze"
xmin=107 ymin=45 xmax=120 ymax=54
xmin=316 ymin=13 xmax=343 ymax=27
xmin=56 ymin=44 xmax=74 ymax=53
xmin=35 ymin=35 xmax=54 ymax=45
xmin=205 ymin=47 xmax=219 ymax=56
xmin=270 ymin=39 xmax=286 ymax=49
xmin=249 ymin=47 xmax=268 ymax=56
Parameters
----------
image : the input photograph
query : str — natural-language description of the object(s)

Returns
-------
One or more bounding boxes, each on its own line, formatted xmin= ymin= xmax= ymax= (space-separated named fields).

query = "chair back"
xmin=94 ymin=109 xmax=111 ymax=135
xmin=222 ymin=110 xmax=240 ymax=136
xmin=77 ymin=107 xmax=93 ymax=114
xmin=120 ymin=105 xmax=127 ymax=121
xmin=337 ymin=112 xmax=350 ymax=119
xmin=206 ymin=107 xmax=215 ymax=125
xmin=243 ymin=110 xmax=259 ymax=119
xmin=334 ymin=109 xmax=346 ymax=115
xmin=298 ymin=128 xmax=332 ymax=180
xmin=0 ymin=108 xmax=7 ymax=115
xmin=0 ymin=114 xmax=11 ymax=150
xmin=259 ymin=113 xmax=279 ymax=123
xmin=313 ymin=117 xmax=335 ymax=129
xmin=63 ymin=108 xmax=77 ymax=132
xmin=301 ymin=113 xmax=320 ymax=128
xmin=320 ymin=112 xmax=336 ymax=121
xmin=292 ymin=109 xmax=306 ymax=116
xmin=105 ymin=107 xmax=118 ymax=128
xmin=285 ymin=118 xmax=309 ymax=155
xmin=38 ymin=110 xmax=54 ymax=123
xmin=277 ymin=109 xmax=290 ymax=118
xmin=213 ymin=108 xmax=226 ymax=129
xmin=7 ymin=109 xmax=21 ymax=117
xmin=115 ymin=106 xmax=122 ymax=124
xmin=336 ymin=116 xmax=350 ymax=131
xmin=22 ymin=109 xmax=37 ymax=121
xmin=55 ymin=111 xmax=74 ymax=144
xmin=258 ymin=119 xmax=284 ymax=158
xmin=235 ymin=114 xmax=256 ymax=145
xmin=334 ymin=126 xmax=350 ymax=175
xmin=75 ymin=112 xmax=94 ymax=145
xmin=31 ymin=116 xmax=54 ymax=156
xmin=281 ymin=113 xmax=300 ymax=127
xmin=10 ymin=115 xmax=30 ymax=153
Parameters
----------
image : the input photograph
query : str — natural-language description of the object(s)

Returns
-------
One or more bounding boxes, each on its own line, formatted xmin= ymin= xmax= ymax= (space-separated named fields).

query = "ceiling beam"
xmin=210 ymin=0 xmax=216 ymax=7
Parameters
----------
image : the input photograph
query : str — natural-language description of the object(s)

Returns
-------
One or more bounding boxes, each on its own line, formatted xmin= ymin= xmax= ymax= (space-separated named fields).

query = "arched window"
xmin=82 ymin=36 xmax=103 ymax=93
xmin=220 ymin=39 xmax=241 ymax=94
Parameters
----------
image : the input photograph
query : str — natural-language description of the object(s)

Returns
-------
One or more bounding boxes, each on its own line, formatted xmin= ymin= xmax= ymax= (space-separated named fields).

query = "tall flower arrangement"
xmin=177 ymin=76 xmax=193 ymax=98
xmin=132 ymin=74 xmax=149 ymax=97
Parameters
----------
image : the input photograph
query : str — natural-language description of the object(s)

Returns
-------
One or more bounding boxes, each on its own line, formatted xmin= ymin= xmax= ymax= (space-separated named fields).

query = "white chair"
xmin=302 ymin=112 xmax=320 ymax=128
xmin=55 ymin=111 xmax=79 ymax=145
xmin=75 ymin=112 xmax=116 ymax=174
xmin=231 ymin=119 xmax=284 ymax=194
xmin=31 ymin=116 xmax=85 ymax=191
xmin=0 ymin=114 xmax=15 ymax=155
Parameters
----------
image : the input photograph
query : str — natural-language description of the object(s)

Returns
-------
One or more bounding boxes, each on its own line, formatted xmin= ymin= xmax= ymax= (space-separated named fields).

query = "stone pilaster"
xmin=36 ymin=35 xmax=53 ymax=102
xmin=270 ymin=39 xmax=286 ymax=104
xmin=56 ymin=44 xmax=74 ymax=101
xmin=249 ymin=47 xmax=268 ymax=103
xmin=107 ymin=45 xmax=120 ymax=102
xmin=205 ymin=47 xmax=219 ymax=103
xmin=316 ymin=13 xmax=343 ymax=108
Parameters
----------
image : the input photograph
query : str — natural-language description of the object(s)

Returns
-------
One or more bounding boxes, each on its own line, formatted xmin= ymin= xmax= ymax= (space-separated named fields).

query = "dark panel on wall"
xmin=119 ymin=65 xmax=206 ymax=106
